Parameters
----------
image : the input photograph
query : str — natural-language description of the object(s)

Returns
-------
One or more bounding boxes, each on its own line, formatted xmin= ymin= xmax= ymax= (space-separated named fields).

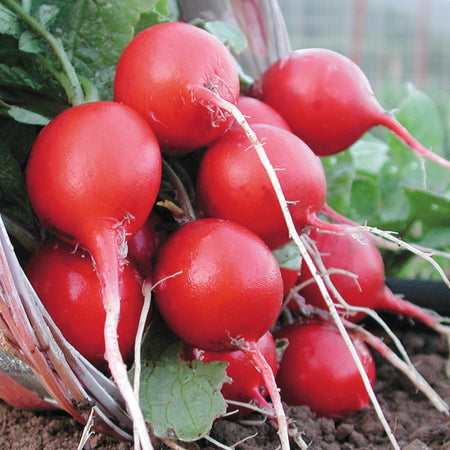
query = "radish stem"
xmin=89 ymin=230 xmax=153 ymax=450
xmin=237 ymin=340 xmax=291 ymax=450
xmin=346 ymin=320 xmax=450 ymax=416
xmin=2 ymin=0 xmax=84 ymax=106
xmin=378 ymin=112 xmax=450 ymax=170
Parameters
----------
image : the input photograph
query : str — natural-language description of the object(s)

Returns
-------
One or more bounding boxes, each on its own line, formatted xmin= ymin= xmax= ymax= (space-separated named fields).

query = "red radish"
xmin=114 ymin=22 xmax=240 ymax=154
xmin=280 ymin=267 xmax=301 ymax=297
xmin=127 ymin=212 xmax=169 ymax=278
xmin=275 ymin=319 xmax=376 ymax=418
xmin=153 ymin=218 xmax=289 ymax=449
xmin=25 ymin=101 xmax=161 ymax=448
xmin=253 ymin=48 xmax=450 ymax=169
xmin=196 ymin=124 xmax=348 ymax=250
xmin=182 ymin=331 xmax=278 ymax=419
xmin=231 ymin=96 xmax=292 ymax=131
xmin=154 ymin=218 xmax=282 ymax=350
xmin=26 ymin=240 xmax=145 ymax=368
xmin=296 ymin=229 xmax=445 ymax=329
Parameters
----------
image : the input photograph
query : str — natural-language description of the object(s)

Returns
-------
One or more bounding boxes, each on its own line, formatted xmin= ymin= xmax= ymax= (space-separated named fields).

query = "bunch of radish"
xmin=19 ymin=17 xmax=450 ymax=450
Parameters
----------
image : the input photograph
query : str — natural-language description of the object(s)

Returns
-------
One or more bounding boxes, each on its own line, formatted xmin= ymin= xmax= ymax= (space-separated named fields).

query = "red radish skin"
xmin=25 ymin=101 xmax=161 ymax=449
xmin=26 ymin=240 xmax=145 ymax=369
xmin=153 ymin=218 xmax=289 ymax=449
xmin=114 ymin=22 xmax=240 ymax=154
xmin=153 ymin=218 xmax=282 ymax=350
xmin=280 ymin=267 xmax=301 ymax=297
xmin=231 ymin=96 xmax=292 ymax=131
xmin=182 ymin=331 xmax=278 ymax=419
xmin=196 ymin=124 xmax=347 ymax=250
xmin=127 ymin=212 xmax=169 ymax=278
xmin=275 ymin=320 xmax=376 ymax=418
xmin=253 ymin=48 xmax=450 ymax=169
xmin=296 ymin=229 xmax=444 ymax=328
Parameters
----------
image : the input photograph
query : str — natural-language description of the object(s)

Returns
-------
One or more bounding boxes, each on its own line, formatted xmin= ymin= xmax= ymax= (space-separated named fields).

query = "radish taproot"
xmin=295 ymin=229 xmax=446 ymax=331
xmin=153 ymin=218 xmax=289 ymax=449
xmin=26 ymin=240 xmax=145 ymax=369
xmin=182 ymin=331 xmax=278 ymax=419
xmin=275 ymin=319 xmax=376 ymax=418
xmin=114 ymin=22 xmax=240 ymax=154
xmin=253 ymin=48 xmax=450 ymax=169
xmin=25 ymin=101 xmax=162 ymax=449
xmin=196 ymin=124 xmax=349 ymax=250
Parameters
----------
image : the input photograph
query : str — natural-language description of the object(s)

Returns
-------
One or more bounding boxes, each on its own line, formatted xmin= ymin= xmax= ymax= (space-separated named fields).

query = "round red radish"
xmin=26 ymin=101 xmax=162 ymax=251
xmin=153 ymin=218 xmax=283 ymax=351
xmin=253 ymin=48 xmax=450 ymax=169
xmin=26 ymin=240 xmax=145 ymax=368
xmin=275 ymin=320 xmax=376 ymax=418
xmin=295 ymin=229 xmax=444 ymax=328
xmin=231 ymin=96 xmax=292 ymax=131
xmin=114 ymin=22 xmax=240 ymax=154
xmin=196 ymin=124 xmax=328 ymax=249
xmin=182 ymin=331 xmax=278 ymax=418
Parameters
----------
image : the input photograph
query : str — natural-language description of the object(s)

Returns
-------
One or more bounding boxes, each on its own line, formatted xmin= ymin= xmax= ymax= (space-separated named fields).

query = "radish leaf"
xmin=138 ymin=319 xmax=228 ymax=442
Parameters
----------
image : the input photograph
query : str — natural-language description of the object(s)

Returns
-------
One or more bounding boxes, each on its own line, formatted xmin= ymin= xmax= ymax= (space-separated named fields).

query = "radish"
xmin=196 ymin=124 xmax=349 ymax=250
xmin=231 ymin=96 xmax=292 ymax=131
xmin=182 ymin=331 xmax=278 ymax=419
xmin=280 ymin=267 xmax=301 ymax=297
xmin=26 ymin=240 xmax=145 ymax=369
xmin=25 ymin=101 xmax=162 ymax=449
xmin=114 ymin=22 xmax=240 ymax=154
xmin=127 ymin=212 xmax=169 ymax=278
xmin=294 ymin=229 xmax=447 ymax=332
xmin=153 ymin=218 xmax=289 ymax=449
xmin=275 ymin=319 xmax=376 ymax=418
xmin=253 ymin=48 xmax=450 ymax=169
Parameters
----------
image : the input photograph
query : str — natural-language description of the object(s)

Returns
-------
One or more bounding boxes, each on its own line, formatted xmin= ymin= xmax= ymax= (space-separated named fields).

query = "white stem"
xmin=103 ymin=283 xmax=153 ymax=450
xmin=360 ymin=225 xmax=450 ymax=289
xmin=347 ymin=321 xmax=449 ymax=415
xmin=132 ymin=279 xmax=154 ymax=450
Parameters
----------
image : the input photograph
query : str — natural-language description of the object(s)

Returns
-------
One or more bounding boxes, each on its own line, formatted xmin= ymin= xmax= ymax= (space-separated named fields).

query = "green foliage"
xmin=0 ymin=0 xmax=171 ymax=245
xmin=137 ymin=319 xmax=228 ymax=442
xmin=272 ymin=240 xmax=302 ymax=271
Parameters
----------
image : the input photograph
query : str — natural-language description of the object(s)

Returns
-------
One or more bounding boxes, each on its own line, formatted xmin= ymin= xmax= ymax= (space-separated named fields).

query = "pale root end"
xmin=89 ymin=230 xmax=153 ymax=450
xmin=378 ymin=112 xmax=450 ymax=170
xmin=238 ymin=340 xmax=292 ymax=450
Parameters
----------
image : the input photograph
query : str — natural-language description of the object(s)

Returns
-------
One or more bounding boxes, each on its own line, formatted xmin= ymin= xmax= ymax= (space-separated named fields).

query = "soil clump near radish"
xmin=0 ymin=319 xmax=449 ymax=449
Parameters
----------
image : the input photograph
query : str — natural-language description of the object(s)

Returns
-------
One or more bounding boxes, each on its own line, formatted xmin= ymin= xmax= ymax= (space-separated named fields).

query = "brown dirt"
xmin=1 ymin=319 xmax=449 ymax=450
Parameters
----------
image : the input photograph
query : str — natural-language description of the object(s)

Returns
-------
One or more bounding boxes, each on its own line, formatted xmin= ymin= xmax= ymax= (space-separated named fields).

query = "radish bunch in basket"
xmin=0 ymin=11 xmax=448 ymax=450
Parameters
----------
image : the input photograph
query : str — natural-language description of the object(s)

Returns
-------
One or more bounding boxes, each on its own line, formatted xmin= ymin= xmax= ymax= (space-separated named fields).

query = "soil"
xmin=1 ymin=318 xmax=449 ymax=450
